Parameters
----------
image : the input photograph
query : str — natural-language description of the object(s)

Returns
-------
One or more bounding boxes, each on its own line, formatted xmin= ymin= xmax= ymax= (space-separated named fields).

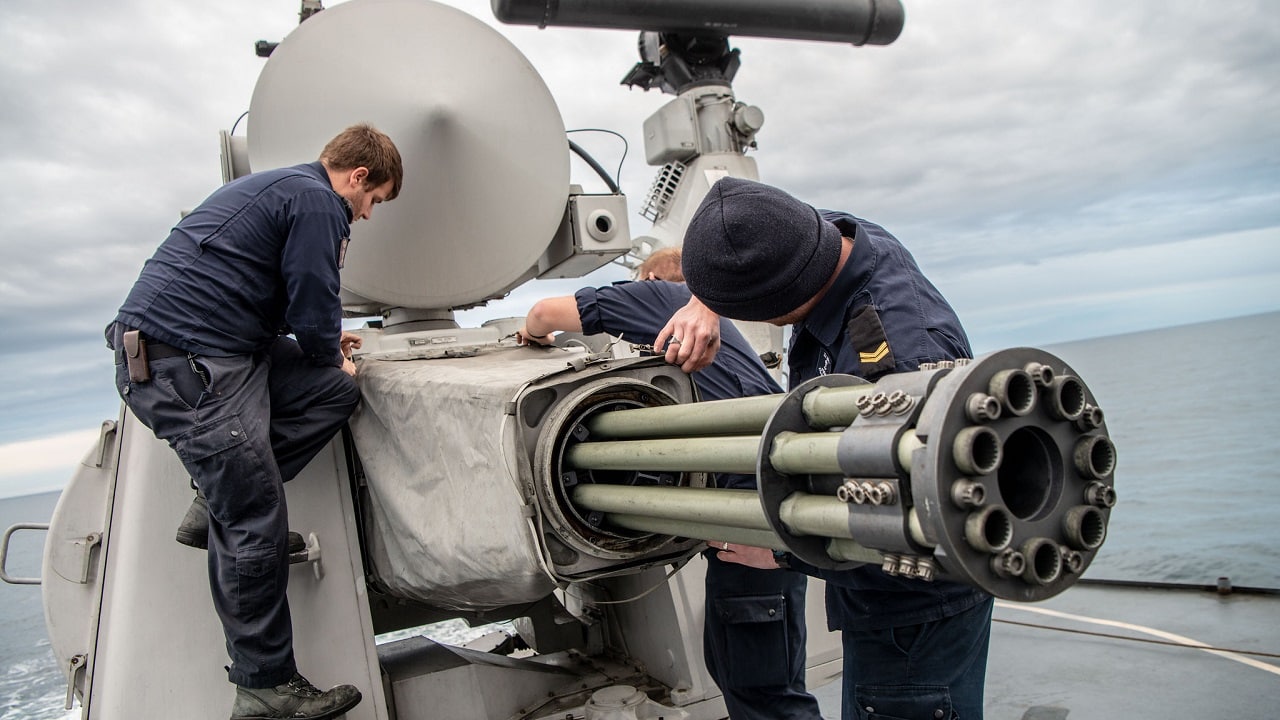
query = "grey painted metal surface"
xmin=249 ymin=0 xmax=569 ymax=312
xmin=987 ymin=583 xmax=1279 ymax=719
xmin=584 ymin=394 xmax=785 ymax=439
xmin=806 ymin=583 xmax=1280 ymax=718
xmin=492 ymin=0 xmax=905 ymax=46
xmin=63 ymin=415 xmax=389 ymax=719
xmin=563 ymin=348 xmax=1116 ymax=602
xmin=566 ymin=435 xmax=762 ymax=473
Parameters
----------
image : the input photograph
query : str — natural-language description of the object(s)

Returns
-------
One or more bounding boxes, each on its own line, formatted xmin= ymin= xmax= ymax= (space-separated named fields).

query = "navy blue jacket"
xmin=112 ymin=161 xmax=351 ymax=367
xmin=576 ymin=280 xmax=782 ymax=489
xmin=789 ymin=211 xmax=989 ymax=631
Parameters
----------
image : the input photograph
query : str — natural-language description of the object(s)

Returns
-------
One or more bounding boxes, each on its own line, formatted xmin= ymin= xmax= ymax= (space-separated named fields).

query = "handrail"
xmin=0 ymin=522 xmax=49 ymax=585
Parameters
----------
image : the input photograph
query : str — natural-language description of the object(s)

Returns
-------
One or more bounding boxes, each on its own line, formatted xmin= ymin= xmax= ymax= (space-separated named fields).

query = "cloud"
xmin=0 ymin=428 xmax=103 ymax=498
xmin=947 ymin=227 xmax=1280 ymax=350
xmin=749 ymin=4 xmax=1279 ymax=226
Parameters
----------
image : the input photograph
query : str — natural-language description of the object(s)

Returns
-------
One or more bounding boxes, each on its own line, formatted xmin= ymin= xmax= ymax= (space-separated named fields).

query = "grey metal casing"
xmin=47 ymin=412 xmax=388 ymax=720
xmin=644 ymin=97 xmax=700 ymax=165
xmin=537 ymin=191 xmax=633 ymax=279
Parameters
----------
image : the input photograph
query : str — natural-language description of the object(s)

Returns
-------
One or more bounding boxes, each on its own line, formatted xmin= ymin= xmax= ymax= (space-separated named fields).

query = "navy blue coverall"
xmin=106 ymin=161 xmax=359 ymax=688
xmin=576 ymin=280 xmax=823 ymax=720
xmin=784 ymin=212 xmax=994 ymax=720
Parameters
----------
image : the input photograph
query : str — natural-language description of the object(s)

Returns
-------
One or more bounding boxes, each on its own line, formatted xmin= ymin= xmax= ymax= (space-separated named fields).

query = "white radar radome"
xmin=248 ymin=0 xmax=569 ymax=311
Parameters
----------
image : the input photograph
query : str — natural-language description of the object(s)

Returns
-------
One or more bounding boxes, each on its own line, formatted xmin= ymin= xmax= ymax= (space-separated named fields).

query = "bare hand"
xmin=712 ymin=542 xmax=780 ymax=570
xmin=339 ymin=331 xmax=362 ymax=377
xmin=655 ymin=295 xmax=722 ymax=373
xmin=517 ymin=327 xmax=555 ymax=346
xmin=340 ymin=331 xmax=363 ymax=358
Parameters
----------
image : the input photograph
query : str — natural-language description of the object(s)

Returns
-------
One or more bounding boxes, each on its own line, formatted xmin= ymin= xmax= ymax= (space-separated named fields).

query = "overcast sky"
xmin=1 ymin=0 xmax=1277 ymax=497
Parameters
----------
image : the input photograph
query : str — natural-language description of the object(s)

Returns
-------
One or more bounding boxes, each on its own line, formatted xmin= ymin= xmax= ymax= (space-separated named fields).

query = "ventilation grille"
xmin=640 ymin=161 xmax=687 ymax=223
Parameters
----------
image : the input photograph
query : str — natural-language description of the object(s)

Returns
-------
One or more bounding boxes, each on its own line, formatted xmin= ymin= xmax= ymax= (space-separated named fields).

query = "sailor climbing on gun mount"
xmin=658 ymin=177 xmax=994 ymax=720
xmin=515 ymin=247 xmax=823 ymax=720
xmin=105 ymin=124 xmax=403 ymax=720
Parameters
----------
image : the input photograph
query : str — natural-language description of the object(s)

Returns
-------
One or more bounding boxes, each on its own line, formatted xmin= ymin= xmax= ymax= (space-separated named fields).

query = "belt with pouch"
xmin=141 ymin=338 xmax=187 ymax=360
xmin=121 ymin=328 xmax=188 ymax=382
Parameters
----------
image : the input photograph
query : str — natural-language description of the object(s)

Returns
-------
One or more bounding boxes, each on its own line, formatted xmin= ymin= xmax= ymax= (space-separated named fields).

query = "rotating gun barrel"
xmin=537 ymin=347 xmax=1115 ymax=602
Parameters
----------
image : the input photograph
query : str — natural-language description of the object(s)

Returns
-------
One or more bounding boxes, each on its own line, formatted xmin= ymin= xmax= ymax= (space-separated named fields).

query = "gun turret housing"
xmin=352 ymin=344 xmax=1114 ymax=610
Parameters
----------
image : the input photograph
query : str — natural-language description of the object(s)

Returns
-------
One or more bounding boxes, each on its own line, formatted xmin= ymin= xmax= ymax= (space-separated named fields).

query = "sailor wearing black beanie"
xmin=681 ymin=176 xmax=842 ymax=322
xmin=673 ymin=176 xmax=992 ymax=720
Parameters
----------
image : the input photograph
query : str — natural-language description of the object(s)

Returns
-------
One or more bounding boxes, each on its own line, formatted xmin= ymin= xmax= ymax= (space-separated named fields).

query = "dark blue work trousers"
xmin=703 ymin=552 xmax=823 ymax=720
xmin=841 ymin=597 xmax=993 ymax=720
xmin=110 ymin=325 xmax=360 ymax=688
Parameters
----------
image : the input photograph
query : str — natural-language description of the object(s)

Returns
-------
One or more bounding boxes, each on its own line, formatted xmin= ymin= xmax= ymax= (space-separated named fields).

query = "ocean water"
xmin=0 ymin=491 xmax=68 ymax=720
xmin=2 ymin=312 xmax=1277 ymax=718
xmin=1042 ymin=311 xmax=1280 ymax=589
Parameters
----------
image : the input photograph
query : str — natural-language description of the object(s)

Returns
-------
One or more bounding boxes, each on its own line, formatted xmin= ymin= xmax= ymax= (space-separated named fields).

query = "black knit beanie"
xmin=681 ymin=177 xmax=842 ymax=321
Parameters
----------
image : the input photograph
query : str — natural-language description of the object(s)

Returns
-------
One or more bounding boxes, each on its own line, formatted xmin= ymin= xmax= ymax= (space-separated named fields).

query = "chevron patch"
xmin=859 ymin=341 xmax=890 ymax=364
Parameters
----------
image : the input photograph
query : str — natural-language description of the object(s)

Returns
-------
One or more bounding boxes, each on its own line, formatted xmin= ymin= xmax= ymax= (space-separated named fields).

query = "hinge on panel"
xmin=64 ymin=653 xmax=87 ymax=710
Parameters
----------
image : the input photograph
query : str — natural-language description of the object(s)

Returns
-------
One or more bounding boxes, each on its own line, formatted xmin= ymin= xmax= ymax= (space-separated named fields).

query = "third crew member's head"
xmin=681 ymin=177 xmax=841 ymax=325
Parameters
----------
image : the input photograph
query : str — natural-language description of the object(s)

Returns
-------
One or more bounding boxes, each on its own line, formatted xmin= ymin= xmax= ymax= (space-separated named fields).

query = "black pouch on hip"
xmin=122 ymin=329 xmax=151 ymax=383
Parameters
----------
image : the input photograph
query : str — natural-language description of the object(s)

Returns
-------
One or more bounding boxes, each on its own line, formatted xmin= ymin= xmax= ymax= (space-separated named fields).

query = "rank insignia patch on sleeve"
xmin=847 ymin=305 xmax=896 ymax=378
xmin=859 ymin=341 xmax=890 ymax=363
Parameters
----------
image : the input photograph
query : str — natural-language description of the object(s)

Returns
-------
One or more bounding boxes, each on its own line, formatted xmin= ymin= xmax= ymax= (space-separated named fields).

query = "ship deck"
xmin=811 ymin=580 xmax=1280 ymax=718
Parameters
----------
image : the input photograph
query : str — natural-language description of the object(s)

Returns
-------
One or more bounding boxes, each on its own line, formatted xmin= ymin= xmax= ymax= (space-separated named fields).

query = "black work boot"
xmin=175 ymin=491 xmax=306 ymax=554
xmin=174 ymin=491 xmax=211 ymax=548
xmin=230 ymin=673 xmax=361 ymax=720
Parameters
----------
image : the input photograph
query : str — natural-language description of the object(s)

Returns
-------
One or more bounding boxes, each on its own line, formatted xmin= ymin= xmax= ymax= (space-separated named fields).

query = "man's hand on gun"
xmin=340 ymin=330 xmax=363 ymax=377
xmin=711 ymin=541 xmax=781 ymax=570
xmin=516 ymin=327 xmax=556 ymax=346
xmin=655 ymin=294 xmax=722 ymax=373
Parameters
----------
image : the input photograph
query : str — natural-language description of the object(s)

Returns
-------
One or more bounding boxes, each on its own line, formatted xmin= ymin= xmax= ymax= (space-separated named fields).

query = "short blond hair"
xmin=636 ymin=247 xmax=684 ymax=282
xmin=320 ymin=124 xmax=404 ymax=200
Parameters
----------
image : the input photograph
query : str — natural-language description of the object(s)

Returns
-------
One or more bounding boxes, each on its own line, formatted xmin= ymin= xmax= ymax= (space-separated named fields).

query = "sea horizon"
xmin=2 ymin=308 xmax=1277 ymax=504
